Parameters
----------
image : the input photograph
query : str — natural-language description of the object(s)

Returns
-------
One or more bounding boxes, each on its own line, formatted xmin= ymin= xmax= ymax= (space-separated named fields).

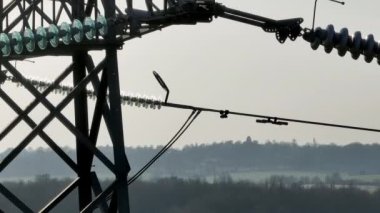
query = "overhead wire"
xmin=113 ymin=99 xmax=380 ymax=194
xmin=105 ymin=109 xmax=201 ymax=202
xmin=4 ymin=72 xmax=380 ymax=193
xmin=3 ymin=71 xmax=380 ymax=208
xmin=4 ymin=72 xmax=380 ymax=134
xmin=163 ymin=102 xmax=380 ymax=133
xmin=127 ymin=109 xmax=201 ymax=185
xmin=2 ymin=73 xmax=380 ymax=148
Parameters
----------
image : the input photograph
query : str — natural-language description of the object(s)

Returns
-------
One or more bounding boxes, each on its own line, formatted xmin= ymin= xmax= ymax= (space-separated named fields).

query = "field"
xmin=204 ymin=170 xmax=380 ymax=189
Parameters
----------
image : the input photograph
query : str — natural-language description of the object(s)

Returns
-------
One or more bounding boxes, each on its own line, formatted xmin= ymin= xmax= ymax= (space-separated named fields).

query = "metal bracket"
xmin=256 ymin=117 xmax=288 ymax=126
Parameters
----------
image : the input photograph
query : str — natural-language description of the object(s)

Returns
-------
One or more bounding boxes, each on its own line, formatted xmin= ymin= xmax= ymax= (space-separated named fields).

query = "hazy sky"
xmin=2 ymin=0 xmax=380 ymax=151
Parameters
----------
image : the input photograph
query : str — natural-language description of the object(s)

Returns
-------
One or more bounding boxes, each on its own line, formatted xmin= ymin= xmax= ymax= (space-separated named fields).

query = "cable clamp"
xmin=220 ymin=110 xmax=229 ymax=119
xmin=256 ymin=117 xmax=288 ymax=126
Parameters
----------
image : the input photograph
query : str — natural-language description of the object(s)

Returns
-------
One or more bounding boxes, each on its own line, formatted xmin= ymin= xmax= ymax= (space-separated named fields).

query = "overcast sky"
xmin=2 ymin=0 xmax=380 ymax=151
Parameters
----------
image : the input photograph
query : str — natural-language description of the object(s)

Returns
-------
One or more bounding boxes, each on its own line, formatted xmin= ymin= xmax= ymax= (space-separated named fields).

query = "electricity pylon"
xmin=0 ymin=0 xmax=303 ymax=212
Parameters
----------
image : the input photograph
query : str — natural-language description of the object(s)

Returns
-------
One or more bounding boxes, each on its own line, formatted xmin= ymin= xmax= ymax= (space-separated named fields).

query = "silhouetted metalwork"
xmin=0 ymin=0 xmax=314 ymax=212
xmin=4 ymin=69 xmax=380 ymax=134
xmin=153 ymin=71 xmax=169 ymax=103
xmin=0 ymin=0 xmax=378 ymax=208
xmin=0 ymin=0 xmax=129 ymax=212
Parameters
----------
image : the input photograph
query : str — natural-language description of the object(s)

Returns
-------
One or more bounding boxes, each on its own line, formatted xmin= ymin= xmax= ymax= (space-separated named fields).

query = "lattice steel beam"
xmin=0 ymin=1 xmax=305 ymax=212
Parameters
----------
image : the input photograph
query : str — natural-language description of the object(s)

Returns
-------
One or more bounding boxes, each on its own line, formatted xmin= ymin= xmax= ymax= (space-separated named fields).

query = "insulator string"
xmin=304 ymin=25 xmax=380 ymax=65
xmin=2 ymin=72 xmax=380 ymax=133
xmin=3 ymin=72 xmax=380 ymax=195
xmin=0 ymin=73 xmax=163 ymax=109
xmin=0 ymin=16 xmax=108 ymax=57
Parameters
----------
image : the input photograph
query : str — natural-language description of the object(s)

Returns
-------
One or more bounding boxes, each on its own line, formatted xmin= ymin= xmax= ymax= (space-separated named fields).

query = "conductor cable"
xmin=163 ymin=102 xmax=380 ymax=133
xmin=105 ymin=109 xmax=201 ymax=202
xmin=127 ymin=109 xmax=201 ymax=185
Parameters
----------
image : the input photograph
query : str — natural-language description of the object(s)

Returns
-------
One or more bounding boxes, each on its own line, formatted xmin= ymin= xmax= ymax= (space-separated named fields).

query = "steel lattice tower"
xmin=0 ymin=0 xmax=133 ymax=211
xmin=1 ymin=0 xmax=379 ymax=211
xmin=0 ymin=0 xmax=305 ymax=212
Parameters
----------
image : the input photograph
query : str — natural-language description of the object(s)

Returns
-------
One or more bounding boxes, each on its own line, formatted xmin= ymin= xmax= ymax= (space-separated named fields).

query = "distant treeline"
xmin=1 ymin=137 xmax=380 ymax=179
xmin=1 ymin=175 xmax=380 ymax=213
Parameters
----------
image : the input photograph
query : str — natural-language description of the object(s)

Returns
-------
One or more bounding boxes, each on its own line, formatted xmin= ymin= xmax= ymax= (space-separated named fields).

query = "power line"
xmin=4 ymin=72 xmax=380 ymax=185
xmin=105 ymin=109 xmax=201 ymax=201
xmin=163 ymin=102 xmax=380 ymax=133
xmin=4 ymin=71 xmax=380 ymax=209
xmin=127 ymin=109 xmax=201 ymax=185
xmin=2 ymin=73 xmax=380 ymax=133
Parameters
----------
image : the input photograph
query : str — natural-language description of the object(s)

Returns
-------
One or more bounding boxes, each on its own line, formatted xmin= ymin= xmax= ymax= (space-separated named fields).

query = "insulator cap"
xmin=350 ymin=31 xmax=362 ymax=60
xmin=23 ymin=28 xmax=35 ymax=52
xmin=337 ymin=28 xmax=349 ymax=57
xmin=323 ymin=25 xmax=335 ymax=53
